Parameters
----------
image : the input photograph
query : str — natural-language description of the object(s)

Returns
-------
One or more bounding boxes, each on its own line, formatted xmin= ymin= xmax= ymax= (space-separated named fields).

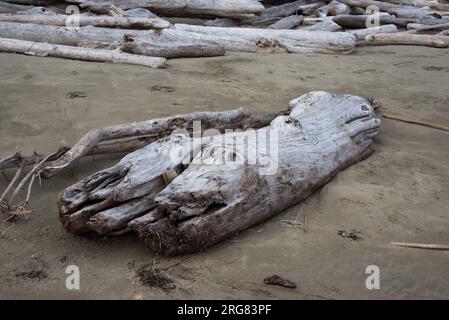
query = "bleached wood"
xmin=0 ymin=37 xmax=166 ymax=68
xmin=365 ymin=32 xmax=449 ymax=47
xmin=172 ymin=24 xmax=357 ymax=54
xmin=65 ymin=0 xmax=265 ymax=19
xmin=0 ymin=13 xmax=170 ymax=29
xmin=130 ymin=91 xmax=381 ymax=255
xmin=0 ymin=21 xmax=357 ymax=54
xmin=269 ymin=15 xmax=304 ymax=29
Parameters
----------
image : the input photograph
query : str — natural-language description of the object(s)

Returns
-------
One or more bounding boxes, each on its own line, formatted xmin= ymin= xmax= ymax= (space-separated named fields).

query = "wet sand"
xmin=0 ymin=46 xmax=448 ymax=299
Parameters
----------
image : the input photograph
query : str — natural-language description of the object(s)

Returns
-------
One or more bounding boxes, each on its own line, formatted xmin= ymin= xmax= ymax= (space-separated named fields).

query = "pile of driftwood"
xmin=0 ymin=0 xmax=447 ymax=68
xmin=0 ymin=91 xmax=381 ymax=255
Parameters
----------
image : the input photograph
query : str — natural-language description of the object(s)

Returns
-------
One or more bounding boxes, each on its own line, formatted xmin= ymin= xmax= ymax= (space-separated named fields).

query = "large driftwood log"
xmin=0 ymin=13 xmax=171 ymax=29
xmin=56 ymin=92 xmax=380 ymax=254
xmin=0 ymin=22 xmax=357 ymax=54
xmin=365 ymin=33 xmax=449 ymax=47
xmin=54 ymin=108 xmax=287 ymax=234
xmin=65 ymin=0 xmax=265 ymax=19
xmin=337 ymin=0 xmax=400 ymax=11
xmin=121 ymin=35 xmax=225 ymax=58
xmin=172 ymin=24 xmax=357 ymax=54
xmin=127 ymin=91 xmax=379 ymax=255
xmin=0 ymin=37 xmax=166 ymax=68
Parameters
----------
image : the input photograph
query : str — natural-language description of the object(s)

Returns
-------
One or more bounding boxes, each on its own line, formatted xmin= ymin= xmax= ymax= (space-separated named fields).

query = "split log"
xmin=127 ymin=91 xmax=381 ymax=255
xmin=0 ymin=14 xmax=171 ymax=29
xmin=333 ymin=14 xmax=412 ymax=28
xmin=269 ymin=15 xmax=304 ymax=29
xmin=349 ymin=24 xmax=398 ymax=40
xmin=365 ymin=33 xmax=449 ymax=47
xmin=65 ymin=0 xmax=265 ymax=19
xmin=121 ymin=35 xmax=226 ymax=58
xmin=0 ymin=37 xmax=166 ymax=68
xmin=0 ymin=22 xmax=357 ymax=54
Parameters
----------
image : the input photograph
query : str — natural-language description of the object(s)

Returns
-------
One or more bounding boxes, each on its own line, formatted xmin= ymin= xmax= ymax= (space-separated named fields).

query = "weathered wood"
xmin=172 ymin=24 xmax=357 ymax=54
xmin=0 ymin=22 xmax=357 ymax=54
xmin=388 ymin=6 xmax=440 ymax=19
xmin=0 ymin=13 xmax=171 ymax=29
xmin=365 ymin=33 xmax=449 ymax=47
xmin=204 ymin=18 xmax=240 ymax=27
xmin=297 ymin=2 xmax=326 ymax=16
xmin=65 ymin=0 xmax=265 ymax=19
xmin=337 ymin=0 xmax=400 ymax=12
xmin=55 ymin=109 xmax=286 ymax=235
xmin=121 ymin=35 xmax=225 ymax=58
xmin=1 ymin=0 xmax=58 ymax=5
xmin=349 ymin=24 xmax=398 ymax=40
xmin=269 ymin=15 xmax=304 ymax=29
xmin=333 ymin=14 xmax=412 ymax=28
xmin=0 ymin=37 xmax=166 ymax=68
xmin=42 ymin=108 xmax=252 ymax=179
xmin=0 ymin=136 xmax=157 ymax=171
xmin=0 ymin=1 xmax=32 ymax=13
xmin=406 ymin=22 xmax=449 ymax=34
xmin=302 ymin=17 xmax=342 ymax=31
xmin=316 ymin=0 xmax=350 ymax=17
xmin=129 ymin=91 xmax=381 ymax=255
xmin=241 ymin=0 xmax=312 ymax=26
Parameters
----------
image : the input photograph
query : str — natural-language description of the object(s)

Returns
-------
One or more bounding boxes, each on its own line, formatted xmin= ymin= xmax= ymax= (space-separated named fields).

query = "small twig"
xmin=392 ymin=242 xmax=449 ymax=250
xmin=0 ymin=166 xmax=23 ymax=208
xmin=383 ymin=114 xmax=449 ymax=133
xmin=8 ymin=152 xmax=55 ymax=205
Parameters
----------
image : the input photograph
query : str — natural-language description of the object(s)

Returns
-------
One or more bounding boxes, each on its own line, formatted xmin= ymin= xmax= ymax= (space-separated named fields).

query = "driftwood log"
xmin=65 ymin=0 xmax=265 ymax=19
xmin=120 ymin=35 xmax=225 ymax=58
xmin=0 ymin=21 xmax=357 ymax=54
xmin=241 ymin=0 xmax=316 ymax=26
xmin=365 ymin=33 xmax=449 ymax=47
xmin=0 ymin=13 xmax=171 ymax=29
xmin=0 ymin=37 xmax=167 ymax=67
xmin=172 ymin=24 xmax=357 ymax=54
xmin=56 ymin=91 xmax=381 ymax=255
xmin=269 ymin=14 xmax=304 ymax=29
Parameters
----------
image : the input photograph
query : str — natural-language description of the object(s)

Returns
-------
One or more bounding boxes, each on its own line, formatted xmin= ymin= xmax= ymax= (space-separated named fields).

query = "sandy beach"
xmin=0 ymin=46 xmax=448 ymax=299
